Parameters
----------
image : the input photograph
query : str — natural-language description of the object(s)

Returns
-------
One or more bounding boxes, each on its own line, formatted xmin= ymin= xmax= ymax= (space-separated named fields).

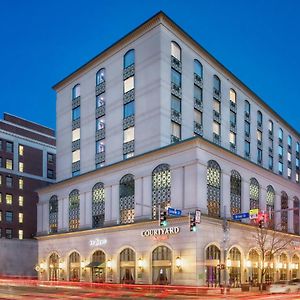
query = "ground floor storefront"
xmin=37 ymin=216 xmax=300 ymax=286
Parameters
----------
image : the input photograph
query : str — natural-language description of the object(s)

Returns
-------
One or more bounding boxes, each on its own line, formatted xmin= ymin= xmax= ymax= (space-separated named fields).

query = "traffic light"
xmin=190 ymin=215 xmax=196 ymax=232
xmin=160 ymin=211 xmax=167 ymax=227
xmin=258 ymin=219 xmax=264 ymax=229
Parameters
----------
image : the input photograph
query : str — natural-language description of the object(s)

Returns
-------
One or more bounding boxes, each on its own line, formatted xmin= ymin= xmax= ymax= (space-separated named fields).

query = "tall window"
xmin=92 ymin=182 xmax=105 ymax=228
xmin=230 ymin=170 xmax=241 ymax=215
xmin=245 ymin=100 xmax=250 ymax=116
xmin=171 ymin=42 xmax=181 ymax=61
xmin=96 ymin=68 xmax=105 ymax=86
xmin=207 ymin=160 xmax=221 ymax=217
xmin=266 ymin=185 xmax=275 ymax=219
xmin=213 ymin=75 xmax=221 ymax=95
xmin=294 ymin=197 xmax=299 ymax=235
xmin=72 ymin=84 xmax=80 ymax=100
xmin=119 ymin=174 xmax=135 ymax=224
xmin=249 ymin=178 xmax=259 ymax=209
xmin=269 ymin=120 xmax=273 ymax=134
xmin=230 ymin=89 xmax=236 ymax=104
xmin=69 ymin=189 xmax=80 ymax=231
xmin=49 ymin=195 xmax=58 ymax=233
xmin=279 ymin=128 xmax=283 ymax=142
xmin=257 ymin=111 xmax=263 ymax=127
xmin=152 ymin=164 xmax=171 ymax=219
xmin=206 ymin=245 xmax=221 ymax=287
xmin=124 ymin=49 xmax=135 ymax=68
xmin=194 ymin=59 xmax=203 ymax=78
xmin=281 ymin=191 xmax=288 ymax=232
xmin=69 ymin=252 xmax=80 ymax=282
xmin=120 ymin=248 xmax=136 ymax=284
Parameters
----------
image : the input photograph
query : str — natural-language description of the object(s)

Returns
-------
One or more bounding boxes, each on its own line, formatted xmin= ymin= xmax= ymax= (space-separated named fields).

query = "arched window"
xmin=266 ymin=185 xmax=275 ymax=223
xmin=279 ymin=253 xmax=288 ymax=280
xmin=292 ymin=254 xmax=300 ymax=279
xmin=265 ymin=251 xmax=275 ymax=283
xmin=245 ymin=100 xmax=250 ymax=116
xmin=281 ymin=191 xmax=288 ymax=232
xmin=49 ymin=195 xmax=58 ymax=233
xmin=119 ymin=174 xmax=135 ymax=224
xmin=248 ymin=249 xmax=259 ymax=285
xmin=257 ymin=111 xmax=263 ymax=127
xmin=279 ymin=128 xmax=283 ymax=141
xmin=207 ymin=160 xmax=221 ymax=217
xmin=49 ymin=253 xmax=59 ymax=281
xmin=249 ymin=178 xmax=259 ymax=210
xmin=171 ymin=41 xmax=181 ymax=61
xmin=96 ymin=68 xmax=105 ymax=86
xmin=124 ymin=49 xmax=135 ymax=69
xmin=120 ymin=248 xmax=135 ymax=284
xmin=230 ymin=170 xmax=241 ymax=216
xmin=294 ymin=197 xmax=299 ymax=235
xmin=205 ymin=245 xmax=221 ymax=287
xmin=152 ymin=246 xmax=172 ymax=285
xmin=213 ymin=75 xmax=221 ymax=94
xmin=91 ymin=250 xmax=106 ymax=283
xmin=92 ymin=182 xmax=105 ymax=228
xmin=268 ymin=120 xmax=273 ymax=134
xmin=288 ymin=135 xmax=292 ymax=147
xmin=230 ymin=89 xmax=236 ymax=104
xmin=152 ymin=164 xmax=171 ymax=219
xmin=69 ymin=189 xmax=80 ymax=231
xmin=228 ymin=247 xmax=241 ymax=286
xmin=69 ymin=252 xmax=80 ymax=281
xmin=194 ymin=59 xmax=203 ymax=78
xmin=72 ymin=84 xmax=80 ymax=100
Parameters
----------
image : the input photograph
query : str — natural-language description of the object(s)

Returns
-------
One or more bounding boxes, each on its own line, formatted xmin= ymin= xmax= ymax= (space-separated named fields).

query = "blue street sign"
xmin=168 ymin=207 xmax=182 ymax=216
xmin=232 ymin=212 xmax=249 ymax=220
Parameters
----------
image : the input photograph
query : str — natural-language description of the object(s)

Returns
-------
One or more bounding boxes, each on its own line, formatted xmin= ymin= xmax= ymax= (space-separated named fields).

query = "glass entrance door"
xmin=92 ymin=267 xmax=105 ymax=283
xmin=152 ymin=267 xmax=171 ymax=285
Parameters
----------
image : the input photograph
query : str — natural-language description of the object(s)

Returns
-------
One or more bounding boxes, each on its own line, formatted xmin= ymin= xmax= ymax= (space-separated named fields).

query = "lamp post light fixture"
xmin=107 ymin=259 xmax=112 ymax=270
xmin=138 ymin=258 xmax=145 ymax=271
xmin=175 ymin=256 xmax=182 ymax=270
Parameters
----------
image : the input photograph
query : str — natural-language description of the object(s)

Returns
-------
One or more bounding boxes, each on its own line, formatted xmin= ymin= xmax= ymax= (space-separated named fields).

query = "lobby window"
xmin=269 ymin=155 xmax=273 ymax=170
xmin=6 ymin=176 xmax=12 ymax=188
xmin=245 ymin=121 xmax=250 ymax=137
xmin=18 ymin=213 xmax=23 ymax=224
xmin=6 ymin=159 xmax=13 ymax=170
xmin=194 ymin=59 xmax=203 ymax=78
xmin=124 ymin=101 xmax=135 ymax=118
xmin=72 ymin=84 xmax=80 ymax=100
xmin=19 ymin=162 xmax=24 ymax=172
xmin=49 ymin=195 xmax=58 ymax=233
xmin=124 ymin=49 xmax=135 ymax=68
xmin=47 ymin=153 xmax=54 ymax=163
xmin=123 ymin=127 xmax=134 ymax=143
xmin=92 ymin=182 xmax=105 ymax=228
xmin=152 ymin=164 xmax=171 ymax=219
xmin=69 ymin=189 xmax=80 ymax=231
xmin=5 ymin=229 xmax=12 ymax=239
xmin=18 ymin=196 xmax=23 ymax=207
xmin=171 ymin=122 xmax=181 ymax=139
xmin=279 ymin=128 xmax=283 ymax=142
xmin=230 ymin=132 xmax=236 ymax=147
xmin=268 ymin=120 xmax=273 ymax=135
xmin=96 ymin=68 xmax=105 ymax=86
xmin=266 ymin=185 xmax=275 ymax=214
xmin=19 ymin=178 xmax=23 ymax=190
xmin=171 ymin=69 xmax=181 ymax=88
xmin=119 ymin=174 xmax=135 ymax=224
xmin=96 ymin=141 xmax=105 ymax=154
xmin=96 ymin=117 xmax=105 ymax=131
xmin=96 ymin=93 xmax=105 ymax=108
xmin=257 ymin=111 xmax=263 ymax=127
xmin=257 ymin=148 xmax=262 ymax=164
xmin=245 ymin=141 xmax=251 ymax=158
xmin=230 ymin=89 xmax=236 ymax=104
xmin=124 ymin=76 xmax=134 ymax=93
xmin=18 ymin=230 xmax=23 ymax=240
xmin=245 ymin=100 xmax=250 ymax=117
xmin=249 ymin=178 xmax=260 ymax=210
xmin=194 ymin=110 xmax=202 ymax=125
xmin=6 ymin=141 xmax=13 ymax=153
xmin=213 ymin=75 xmax=221 ymax=95
xmin=6 ymin=194 xmax=12 ymax=205
xmin=5 ymin=211 xmax=13 ymax=222
xmin=18 ymin=145 xmax=24 ymax=156
xmin=171 ymin=41 xmax=181 ymax=61
xmin=207 ymin=160 xmax=221 ymax=217
xmin=72 ymin=106 xmax=80 ymax=121
xmin=72 ymin=128 xmax=80 ymax=142
xmin=72 ymin=149 xmax=80 ymax=163
xmin=278 ymin=162 xmax=283 ymax=175
xmin=230 ymin=170 xmax=242 ymax=216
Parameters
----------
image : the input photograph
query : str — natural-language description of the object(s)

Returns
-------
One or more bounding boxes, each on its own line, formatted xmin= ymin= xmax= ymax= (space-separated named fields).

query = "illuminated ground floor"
xmin=37 ymin=216 xmax=300 ymax=286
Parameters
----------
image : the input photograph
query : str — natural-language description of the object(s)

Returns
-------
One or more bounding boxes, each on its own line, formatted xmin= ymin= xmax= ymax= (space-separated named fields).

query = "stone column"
xmin=222 ymin=172 xmax=231 ymax=218
xmin=62 ymin=197 xmax=69 ymax=231
xmin=134 ymin=177 xmax=143 ymax=220
xmin=85 ymin=191 xmax=92 ymax=228
xmin=288 ymin=196 xmax=294 ymax=233
xmin=79 ymin=192 xmax=86 ymax=229
xmin=196 ymin=162 xmax=207 ymax=212
xmin=57 ymin=197 xmax=64 ymax=232
xmin=260 ymin=187 xmax=267 ymax=212
xmin=142 ymin=175 xmax=152 ymax=218
xmin=111 ymin=184 xmax=119 ymax=224
xmin=274 ymin=193 xmax=281 ymax=230
xmin=42 ymin=202 xmax=49 ymax=233
xmin=184 ymin=164 xmax=198 ymax=210
xmin=170 ymin=166 xmax=184 ymax=210
xmin=241 ymin=180 xmax=250 ymax=224
xmin=104 ymin=185 xmax=112 ymax=224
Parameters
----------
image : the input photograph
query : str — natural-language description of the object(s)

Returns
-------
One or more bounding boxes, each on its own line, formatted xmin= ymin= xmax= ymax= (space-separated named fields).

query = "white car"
xmin=269 ymin=280 xmax=300 ymax=293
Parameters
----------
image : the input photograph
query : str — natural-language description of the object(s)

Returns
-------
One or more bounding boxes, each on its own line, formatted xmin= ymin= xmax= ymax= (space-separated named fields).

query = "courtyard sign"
xmin=141 ymin=226 xmax=180 ymax=237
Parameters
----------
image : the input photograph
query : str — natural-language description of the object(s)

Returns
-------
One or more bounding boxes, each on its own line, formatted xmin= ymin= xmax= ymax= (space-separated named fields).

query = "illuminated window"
xmin=124 ymin=127 xmax=134 ymax=143
xmin=213 ymin=99 xmax=220 ymax=113
xmin=92 ymin=183 xmax=105 ymax=228
xmin=124 ymin=76 xmax=134 ymax=93
xmin=18 ymin=230 xmax=23 ymax=240
xmin=288 ymin=152 xmax=292 ymax=162
xmin=19 ymin=178 xmax=23 ymax=190
xmin=213 ymin=121 xmax=220 ymax=136
xmin=119 ymin=174 xmax=135 ymax=224
xmin=230 ymin=89 xmax=236 ymax=104
xmin=19 ymin=162 xmax=24 ymax=172
xmin=19 ymin=213 xmax=23 ymax=224
xmin=49 ymin=195 xmax=58 ymax=233
xmin=257 ymin=130 xmax=262 ymax=142
xmin=288 ymin=168 xmax=292 ymax=178
xmin=266 ymin=185 xmax=275 ymax=217
xmin=72 ymin=128 xmax=80 ymax=142
xmin=6 ymin=194 xmax=12 ymax=205
xmin=171 ymin=122 xmax=181 ymax=139
xmin=18 ymin=196 xmax=23 ymax=206
xmin=281 ymin=192 xmax=288 ymax=232
xmin=6 ymin=159 xmax=13 ymax=170
xmin=171 ymin=42 xmax=181 ymax=61
xmin=269 ymin=120 xmax=273 ymax=134
xmin=296 ymin=172 xmax=299 ymax=183
xmin=207 ymin=160 xmax=221 ymax=217
xmin=72 ymin=150 xmax=80 ymax=163
xmin=230 ymin=132 xmax=236 ymax=146
xmin=19 ymin=145 xmax=24 ymax=156
xmin=69 ymin=190 xmax=80 ymax=231
xmin=249 ymin=178 xmax=260 ymax=209
xmin=0 ymin=193 xmax=2 ymax=203
xmin=0 ymin=175 xmax=2 ymax=185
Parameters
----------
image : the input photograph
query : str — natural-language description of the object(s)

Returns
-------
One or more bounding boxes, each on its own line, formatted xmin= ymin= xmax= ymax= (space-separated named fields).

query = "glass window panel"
xmin=269 ymin=120 xmax=273 ymax=132
xmin=207 ymin=160 xmax=221 ymax=217
xmin=19 ymin=162 xmax=24 ymax=172
xmin=124 ymin=127 xmax=134 ymax=143
xmin=72 ymin=128 xmax=80 ymax=142
xmin=288 ymin=152 xmax=292 ymax=162
xmin=230 ymin=111 xmax=236 ymax=125
xmin=96 ymin=68 xmax=105 ymax=85
xmin=245 ymin=121 xmax=250 ymax=135
xmin=19 ymin=196 xmax=23 ymax=206
xmin=288 ymin=135 xmax=292 ymax=146
xmin=124 ymin=101 xmax=135 ymax=118
xmin=96 ymin=93 xmax=105 ymax=108
xmin=69 ymin=190 xmax=80 ymax=231
xmin=257 ymin=111 xmax=262 ymax=125
xmin=96 ymin=117 xmax=105 ymax=131
xmin=124 ymin=76 xmax=134 ymax=93
xmin=288 ymin=168 xmax=292 ymax=178
xmin=278 ymin=162 xmax=283 ymax=174
xmin=245 ymin=101 xmax=250 ymax=114
xmin=230 ymin=132 xmax=236 ymax=145
xmin=96 ymin=141 xmax=105 ymax=153
xmin=171 ymin=96 xmax=181 ymax=113
xmin=6 ymin=159 xmax=13 ymax=170
xmin=72 ymin=150 xmax=80 ymax=163
xmin=297 ymin=142 xmax=300 ymax=153
xmin=213 ymin=75 xmax=221 ymax=92
xmin=6 ymin=142 xmax=13 ymax=153
xmin=171 ymin=122 xmax=181 ymax=138
xmin=6 ymin=194 xmax=12 ymax=205
xmin=72 ymin=107 xmax=80 ymax=121
xmin=257 ymin=130 xmax=262 ymax=141
xmin=257 ymin=148 xmax=262 ymax=162
xmin=194 ymin=86 xmax=202 ymax=101
xmin=269 ymin=156 xmax=273 ymax=169
xmin=213 ymin=100 xmax=220 ymax=113
xmin=171 ymin=69 xmax=181 ymax=87
xmin=194 ymin=110 xmax=202 ymax=124
xmin=279 ymin=128 xmax=283 ymax=140
xmin=296 ymin=158 xmax=299 ymax=167
xmin=278 ymin=145 xmax=283 ymax=156
xmin=92 ymin=183 xmax=105 ymax=228
xmin=194 ymin=60 xmax=203 ymax=77
xmin=72 ymin=84 xmax=80 ymax=99
xmin=213 ymin=122 xmax=220 ymax=135
xmin=124 ymin=50 xmax=135 ymax=68
xmin=245 ymin=141 xmax=250 ymax=155
xmin=119 ymin=174 xmax=135 ymax=224
xmin=171 ymin=42 xmax=181 ymax=61
xmin=230 ymin=89 xmax=236 ymax=103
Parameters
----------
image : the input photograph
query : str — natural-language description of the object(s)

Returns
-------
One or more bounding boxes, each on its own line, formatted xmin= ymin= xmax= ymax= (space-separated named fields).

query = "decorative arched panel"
xmin=207 ymin=160 xmax=221 ymax=217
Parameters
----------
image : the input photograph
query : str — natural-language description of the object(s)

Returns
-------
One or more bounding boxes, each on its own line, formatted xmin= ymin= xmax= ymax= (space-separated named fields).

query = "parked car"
xmin=269 ymin=280 xmax=300 ymax=293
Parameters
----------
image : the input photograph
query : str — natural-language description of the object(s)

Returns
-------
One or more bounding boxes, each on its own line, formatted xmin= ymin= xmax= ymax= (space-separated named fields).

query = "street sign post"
xmin=168 ymin=207 xmax=182 ymax=216
xmin=232 ymin=212 xmax=249 ymax=220
xmin=249 ymin=209 xmax=259 ymax=220
xmin=195 ymin=209 xmax=201 ymax=224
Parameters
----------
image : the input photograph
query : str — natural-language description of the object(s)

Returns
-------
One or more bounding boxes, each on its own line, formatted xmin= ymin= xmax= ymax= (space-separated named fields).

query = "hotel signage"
xmin=89 ymin=238 xmax=107 ymax=247
xmin=141 ymin=226 xmax=180 ymax=237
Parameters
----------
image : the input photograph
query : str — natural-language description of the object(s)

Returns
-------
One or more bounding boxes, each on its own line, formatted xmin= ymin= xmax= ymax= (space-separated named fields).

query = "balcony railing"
xmin=171 ymin=56 xmax=182 ymax=73
xmin=171 ymin=82 xmax=182 ymax=98
xmin=194 ymin=122 xmax=203 ymax=136
xmin=194 ymin=73 xmax=203 ymax=87
xmin=171 ymin=109 xmax=182 ymax=124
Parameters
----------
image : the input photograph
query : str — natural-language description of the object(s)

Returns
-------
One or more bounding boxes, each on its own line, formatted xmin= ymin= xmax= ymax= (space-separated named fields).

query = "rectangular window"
xmin=72 ymin=149 xmax=80 ymax=163
xmin=245 ymin=141 xmax=251 ymax=156
xmin=19 ymin=196 xmax=23 ymax=207
xmin=171 ymin=43 xmax=181 ymax=60
xmin=47 ymin=169 xmax=54 ymax=179
xmin=72 ymin=106 xmax=80 ymax=121
xmin=5 ymin=211 xmax=13 ymax=222
xmin=278 ymin=162 xmax=283 ymax=175
xmin=230 ymin=111 xmax=236 ymax=126
xmin=18 ymin=145 xmax=24 ymax=156
xmin=257 ymin=130 xmax=262 ymax=142
xmin=296 ymin=172 xmax=299 ymax=183
xmin=124 ymin=76 xmax=134 ymax=93
xmin=124 ymin=101 xmax=135 ymax=118
xmin=288 ymin=168 xmax=292 ymax=178
xmin=96 ymin=117 xmax=105 ymax=131
xmin=194 ymin=110 xmax=202 ymax=124
xmin=269 ymin=138 xmax=273 ymax=150
xmin=18 ymin=213 xmax=23 ymax=224
xmin=171 ymin=122 xmax=181 ymax=138
xmin=268 ymin=120 xmax=273 ymax=133
xmin=18 ymin=230 xmax=23 ymax=240
xmin=123 ymin=127 xmax=135 ymax=143
xmin=257 ymin=148 xmax=262 ymax=163
xmin=245 ymin=121 xmax=250 ymax=136
xmin=19 ymin=178 xmax=23 ymax=189
xmin=6 ymin=142 xmax=13 ymax=153
xmin=124 ymin=152 xmax=134 ymax=159
xmin=72 ymin=128 xmax=80 ymax=142
xmin=213 ymin=99 xmax=220 ymax=113
xmin=269 ymin=155 xmax=273 ymax=170
xmin=288 ymin=152 xmax=292 ymax=162
xmin=6 ymin=176 xmax=12 ymax=188
xmin=171 ymin=69 xmax=181 ymax=87
xmin=278 ymin=145 xmax=283 ymax=157
xmin=230 ymin=132 xmax=236 ymax=146
xmin=96 ymin=141 xmax=105 ymax=154
xmin=96 ymin=93 xmax=105 ymax=108
xmin=171 ymin=95 xmax=181 ymax=113
xmin=6 ymin=194 xmax=12 ymax=205
xmin=47 ymin=153 xmax=54 ymax=163
xmin=213 ymin=121 xmax=220 ymax=136
xmin=288 ymin=135 xmax=292 ymax=147
xmin=5 ymin=229 xmax=12 ymax=239
xmin=19 ymin=162 xmax=24 ymax=172
xmin=6 ymin=159 xmax=13 ymax=170
xmin=194 ymin=86 xmax=202 ymax=101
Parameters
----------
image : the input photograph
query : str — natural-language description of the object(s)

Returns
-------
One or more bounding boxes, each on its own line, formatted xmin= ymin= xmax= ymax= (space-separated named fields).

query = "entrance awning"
xmin=85 ymin=261 xmax=106 ymax=268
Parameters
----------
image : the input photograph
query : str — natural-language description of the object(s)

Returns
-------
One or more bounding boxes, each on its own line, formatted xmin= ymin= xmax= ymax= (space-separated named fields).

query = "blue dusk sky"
xmin=0 ymin=0 xmax=299 ymax=132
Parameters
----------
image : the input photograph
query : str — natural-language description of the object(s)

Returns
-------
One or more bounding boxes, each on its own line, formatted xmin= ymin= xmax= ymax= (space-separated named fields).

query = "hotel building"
xmin=36 ymin=12 xmax=300 ymax=286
